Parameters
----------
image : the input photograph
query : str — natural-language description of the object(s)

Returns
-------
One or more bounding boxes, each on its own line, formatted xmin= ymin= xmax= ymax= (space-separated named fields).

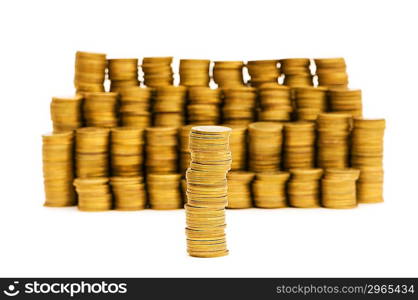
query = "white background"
xmin=0 ymin=0 xmax=417 ymax=277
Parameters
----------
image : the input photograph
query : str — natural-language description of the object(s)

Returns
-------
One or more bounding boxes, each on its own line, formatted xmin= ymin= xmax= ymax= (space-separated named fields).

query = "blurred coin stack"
xmin=226 ymin=171 xmax=255 ymax=208
xmin=83 ymin=92 xmax=119 ymax=128
xmin=316 ymin=113 xmax=352 ymax=169
xmin=213 ymin=61 xmax=245 ymax=87
xmin=246 ymin=60 xmax=280 ymax=87
xmin=108 ymin=58 xmax=140 ymax=92
xmin=329 ymin=89 xmax=362 ymax=117
xmin=253 ymin=172 xmax=289 ymax=208
xmin=145 ymin=127 xmax=178 ymax=174
xmin=351 ymin=118 xmax=386 ymax=203
xmin=179 ymin=125 xmax=194 ymax=175
xmin=147 ymin=174 xmax=183 ymax=209
xmin=222 ymin=87 xmax=257 ymax=125
xmin=294 ymin=87 xmax=328 ymax=121
xmin=50 ymin=95 xmax=83 ymax=133
xmin=257 ymin=85 xmax=293 ymax=121
xmin=74 ymin=178 xmax=112 ymax=211
xmin=74 ymin=51 xmax=107 ymax=93
xmin=185 ymin=126 xmax=232 ymax=258
xmin=110 ymin=176 xmax=147 ymax=210
xmin=288 ymin=169 xmax=323 ymax=208
xmin=153 ymin=86 xmax=187 ymax=127
xmin=224 ymin=124 xmax=248 ymax=171
xmin=75 ymin=128 xmax=110 ymax=178
xmin=248 ymin=122 xmax=283 ymax=172
xmin=283 ymin=122 xmax=316 ymax=169
xmin=42 ymin=132 xmax=76 ymax=207
xmin=280 ymin=58 xmax=313 ymax=87
xmin=118 ymin=87 xmax=153 ymax=128
xmin=111 ymin=127 xmax=144 ymax=177
xmin=322 ymin=168 xmax=360 ymax=208
xmin=179 ymin=59 xmax=211 ymax=87
xmin=187 ymin=87 xmax=221 ymax=125
xmin=141 ymin=57 xmax=173 ymax=87
xmin=314 ymin=58 xmax=348 ymax=89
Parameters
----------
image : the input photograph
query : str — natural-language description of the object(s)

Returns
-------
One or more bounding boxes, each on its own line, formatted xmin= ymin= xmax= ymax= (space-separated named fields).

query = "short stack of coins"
xmin=50 ymin=95 xmax=83 ymax=133
xmin=153 ymin=86 xmax=187 ymax=127
xmin=280 ymin=58 xmax=313 ymax=87
xmin=257 ymin=85 xmax=293 ymax=122
xmin=329 ymin=89 xmax=363 ymax=117
xmin=224 ymin=124 xmax=247 ymax=171
xmin=187 ymin=87 xmax=221 ymax=125
xmin=322 ymin=168 xmax=360 ymax=209
xmin=42 ymin=132 xmax=76 ymax=207
xmin=145 ymin=127 xmax=178 ymax=174
xmin=110 ymin=176 xmax=147 ymax=210
xmin=185 ymin=126 xmax=232 ymax=258
xmin=147 ymin=174 xmax=183 ymax=209
xmin=252 ymin=172 xmax=289 ymax=208
xmin=83 ymin=92 xmax=119 ymax=128
xmin=314 ymin=57 xmax=348 ymax=89
xmin=179 ymin=59 xmax=210 ymax=87
xmin=226 ymin=171 xmax=255 ymax=208
xmin=248 ymin=122 xmax=283 ymax=172
xmin=110 ymin=127 xmax=144 ymax=177
xmin=179 ymin=125 xmax=194 ymax=175
xmin=222 ymin=86 xmax=257 ymax=125
xmin=118 ymin=86 xmax=153 ymax=128
xmin=288 ymin=169 xmax=323 ymax=208
xmin=351 ymin=118 xmax=386 ymax=203
xmin=74 ymin=51 xmax=106 ymax=93
xmin=74 ymin=178 xmax=112 ymax=211
xmin=141 ymin=57 xmax=173 ymax=87
xmin=108 ymin=58 xmax=140 ymax=92
xmin=283 ymin=122 xmax=316 ymax=169
xmin=213 ymin=61 xmax=245 ymax=87
xmin=294 ymin=87 xmax=328 ymax=121
xmin=246 ymin=60 xmax=280 ymax=87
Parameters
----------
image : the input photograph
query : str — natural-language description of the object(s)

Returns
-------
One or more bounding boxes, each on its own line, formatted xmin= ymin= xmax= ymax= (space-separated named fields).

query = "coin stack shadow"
xmin=152 ymin=86 xmax=187 ymax=127
xmin=222 ymin=87 xmax=257 ymax=125
xmin=257 ymin=85 xmax=293 ymax=122
xmin=187 ymin=87 xmax=221 ymax=125
xmin=280 ymin=58 xmax=313 ymax=87
xmin=179 ymin=59 xmax=211 ymax=87
xmin=108 ymin=58 xmax=140 ymax=92
xmin=294 ymin=87 xmax=328 ymax=121
xmin=321 ymin=169 xmax=360 ymax=208
xmin=314 ymin=58 xmax=348 ymax=89
xmin=118 ymin=87 xmax=153 ymax=128
xmin=74 ymin=51 xmax=106 ymax=93
xmin=246 ymin=60 xmax=280 ymax=87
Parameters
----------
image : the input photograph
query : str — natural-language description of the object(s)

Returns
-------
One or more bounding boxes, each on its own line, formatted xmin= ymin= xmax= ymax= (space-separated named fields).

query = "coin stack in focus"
xmin=110 ymin=176 xmax=147 ymax=210
xmin=147 ymin=174 xmax=183 ymax=209
xmin=179 ymin=59 xmax=211 ymax=87
xmin=253 ymin=172 xmax=289 ymax=208
xmin=222 ymin=87 xmax=257 ymax=125
xmin=294 ymin=87 xmax=328 ymax=121
xmin=145 ymin=127 xmax=178 ymax=174
xmin=118 ymin=87 xmax=153 ymax=128
xmin=42 ymin=132 xmax=76 ymax=207
xmin=185 ymin=126 xmax=232 ymax=258
xmin=153 ymin=86 xmax=187 ymax=127
xmin=329 ymin=89 xmax=362 ymax=117
xmin=288 ymin=169 xmax=323 ymax=208
xmin=280 ymin=58 xmax=313 ymax=87
xmin=246 ymin=60 xmax=280 ymax=87
xmin=187 ymin=87 xmax=221 ymax=125
xmin=314 ymin=58 xmax=348 ymax=89
xmin=83 ymin=92 xmax=119 ymax=128
xmin=283 ymin=122 xmax=316 ymax=169
xmin=322 ymin=168 xmax=360 ymax=209
xmin=224 ymin=124 xmax=247 ymax=171
xmin=74 ymin=178 xmax=113 ymax=211
xmin=50 ymin=95 xmax=83 ymax=133
xmin=74 ymin=51 xmax=107 ymax=93
xmin=108 ymin=58 xmax=140 ymax=92
xmin=141 ymin=57 xmax=173 ymax=87
xmin=179 ymin=125 xmax=194 ymax=175
xmin=258 ymin=85 xmax=293 ymax=121
xmin=226 ymin=171 xmax=255 ymax=208
xmin=213 ymin=61 xmax=245 ymax=87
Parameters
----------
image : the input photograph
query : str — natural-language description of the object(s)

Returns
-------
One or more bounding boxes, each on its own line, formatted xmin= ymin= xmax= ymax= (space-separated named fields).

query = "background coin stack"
xmin=74 ymin=178 xmax=112 ymax=211
xmin=224 ymin=124 xmax=247 ymax=171
xmin=179 ymin=59 xmax=210 ymax=87
xmin=213 ymin=61 xmax=245 ymax=87
xmin=288 ymin=169 xmax=323 ymax=208
xmin=257 ymin=85 xmax=293 ymax=122
xmin=246 ymin=60 xmax=280 ymax=87
xmin=141 ymin=57 xmax=173 ymax=87
xmin=153 ymin=86 xmax=187 ymax=127
xmin=110 ymin=176 xmax=147 ymax=210
xmin=118 ymin=87 xmax=153 ymax=128
xmin=108 ymin=58 xmax=140 ymax=92
xmin=74 ymin=51 xmax=106 ymax=93
xmin=322 ymin=169 xmax=360 ymax=209
xmin=226 ymin=171 xmax=255 ymax=208
xmin=329 ymin=89 xmax=363 ymax=117
xmin=187 ymin=87 xmax=221 ymax=125
xmin=179 ymin=125 xmax=194 ymax=175
xmin=83 ymin=92 xmax=119 ymax=128
xmin=50 ymin=95 xmax=83 ymax=133
xmin=280 ymin=58 xmax=313 ymax=87
xmin=185 ymin=126 xmax=231 ymax=258
xmin=222 ymin=87 xmax=257 ymax=125
xmin=294 ymin=87 xmax=328 ymax=121
xmin=283 ymin=122 xmax=316 ymax=169
xmin=252 ymin=172 xmax=289 ymax=208
xmin=314 ymin=57 xmax=349 ymax=89
xmin=147 ymin=174 xmax=183 ymax=209
xmin=145 ymin=127 xmax=178 ymax=174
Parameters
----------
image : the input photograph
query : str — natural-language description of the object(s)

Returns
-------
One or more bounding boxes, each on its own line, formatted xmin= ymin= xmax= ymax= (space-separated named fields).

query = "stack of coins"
xmin=288 ymin=169 xmax=323 ymax=208
xmin=316 ymin=113 xmax=352 ymax=169
xmin=314 ymin=58 xmax=348 ymax=89
xmin=153 ymin=86 xmax=187 ymax=127
xmin=145 ymin=127 xmax=178 ymax=174
xmin=294 ymin=87 xmax=328 ymax=121
xmin=50 ymin=95 xmax=83 ymax=133
xmin=74 ymin=51 xmax=106 ymax=93
xmin=147 ymin=174 xmax=183 ymax=209
xmin=42 ymin=132 xmax=76 ymax=207
xmin=246 ymin=60 xmax=280 ymax=87
xmin=185 ymin=126 xmax=232 ymax=258
xmin=213 ymin=61 xmax=245 ymax=87
xmin=179 ymin=59 xmax=211 ymax=87
xmin=187 ymin=87 xmax=221 ymax=125
xmin=351 ymin=118 xmax=386 ymax=203
xmin=329 ymin=89 xmax=362 ymax=117
xmin=222 ymin=87 xmax=257 ymax=125
xmin=110 ymin=127 xmax=144 ymax=177
xmin=257 ymin=85 xmax=293 ymax=122
xmin=108 ymin=58 xmax=140 ymax=92
xmin=226 ymin=171 xmax=255 ymax=208
xmin=322 ymin=168 xmax=360 ymax=209
xmin=118 ymin=86 xmax=153 ymax=128
xmin=83 ymin=92 xmax=119 ymax=128
xmin=110 ymin=176 xmax=147 ymax=210
xmin=280 ymin=58 xmax=313 ymax=87
xmin=141 ymin=57 xmax=173 ymax=87
xmin=224 ymin=124 xmax=247 ymax=171
xmin=74 ymin=178 xmax=113 ymax=211
xmin=248 ymin=122 xmax=283 ymax=172
xmin=75 ymin=128 xmax=110 ymax=178
xmin=179 ymin=125 xmax=194 ymax=175
xmin=252 ymin=172 xmax=290 ymax=208
xmin=283 ymin=122 xmax=316 ymax=169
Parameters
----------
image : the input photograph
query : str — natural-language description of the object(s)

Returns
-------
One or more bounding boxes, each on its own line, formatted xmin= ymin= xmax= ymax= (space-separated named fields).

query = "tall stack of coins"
xmin=118 ymin=87 xmax=153 ymax=128
xmin=222 ymin=87 xmax=257 ymax=125
xmin=329 ymin=89 xmax=362 ymax=117
xmin=213 ymin=61 xmax=245 ymax=87
xmin=42 ymin=132 xmax=76 ymax=207
xmin=257 ymin=85 xmax=293 ymax=122
xmin=75 ymin=128 xmax=110 ymax=178
xmin=110 ymin=176 xmax=147 ymax=210
xmin=280 ymin=58 xmax=313 ymax=87
xmin=248 ymin=122 xmax=283 ymax=172
xmin=110 ymin=127 xmax=144 ymax=177
xmin=283 ymin=122 xmax=316 ymax=169
xmin=224 ymin=124 xmax=247 ymax=171
xmin=314 ymin=58 xmax=348 ymax=89
xmin=226 ymin=171 xmax=255 ymax=208
xmin=252 ymin=172 xmax=289 ymax=208
xmin=141 ymin=57 xmax=173 ymax=87
xmin=294 ymin=87 xmax=328 ymax=121
xmin=322 ymin=168 xmax=360 ymax=209
xmin=74 ymin=51 xmax=106 ymax=93
xmin=288 ymin=169 xmax=323 ymax=208
xmin=83 ymin=92 xmax=119 ymax=128
xmin=147 ymin=174 xmax=183 ymax=209
xmin=153 ymin=86 xmax=187 ymax=127
xmin=351 ymin=118 xmax=386 ymax=203
xmin=246 ymin=60 xmax=280 ymax=87
xmin=187 ymin=87 xmax=221 ymax=125
xmin=316 ymin=113 xmax=352 ymax=169
xmin=179 ymin=59 xmax=210 ymax=87
xmin=50 ymin=95 xmax=83 ymax=133
xmin=185 ymin=126 xmax=232 ymax=258
xmin=145 ymin=127 xmax=178 ymax=174
xmin=108 ymin=58 xmax=140 ymax=92
xmin=179 ymin=125 xmax=194 ymax=175
xmin=74 ymin=178 xmax=113 ymax=211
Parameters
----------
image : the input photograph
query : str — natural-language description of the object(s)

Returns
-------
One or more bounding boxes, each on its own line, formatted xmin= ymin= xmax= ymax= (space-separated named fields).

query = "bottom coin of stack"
xmin=252 ymin=172 xmax=289 ymax=208
xmin=110 ymin=177 xmax=147 ymax=210
xmin=321 ymin=169 xmax=360 ymax=209
xmin=288 ymin=169 xmax=323 ymax=208
xmin=74 ymin=178 xmax=113 ymax=211
xmin=147 ymin=174 xmax=182 ymax=209
xmin=226 ymin=171 xmax=255 ymax=208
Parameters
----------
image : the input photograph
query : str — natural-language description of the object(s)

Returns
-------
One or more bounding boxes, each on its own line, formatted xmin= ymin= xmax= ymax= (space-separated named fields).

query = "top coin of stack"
xmin=314 ymin=57 xmax=348 ymax=89
xmin=74 ymin=51 xmax=107 ymax=93
xmin=329 ymin=89 xmax=362 ymax=117
xmin=179 ymin=59 xmax=211 ymax=87
xmin=222 ymin=86 xmax=257 ymax=125
xmin=321 ymin=168 xmax=360 ymax=209
xmin=257 ymin=85 xmax=293 ymax=122
xmin=50 ymin=95 xmax=83 ymax=133
xmin=246 ymin=60 xmax=280 ymax=87
xmin=187 ymin=87 xmax=221 ymax=125
xmin=280 ymin=58 xmax=313 ymax=87
xmin=294 ymin=87 xmax=328 ymax=121
xmin=108 ymin=58 xmax=140 ymax=92
xmin=141 ymin=57 xmax=173 ymax=87
xmin=118 ymin=87 xmax=153 ymax=128
xmin=213 ymin=61 xmax=245 ymax=88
